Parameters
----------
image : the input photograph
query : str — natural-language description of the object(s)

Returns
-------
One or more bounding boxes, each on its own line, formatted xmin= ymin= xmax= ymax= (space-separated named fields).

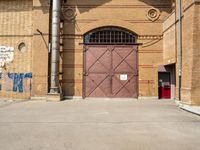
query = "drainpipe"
xmin=178 ymin=0 xmax=182 ymax=100
xmin=49 ymin=0 xmax=61 ymax=94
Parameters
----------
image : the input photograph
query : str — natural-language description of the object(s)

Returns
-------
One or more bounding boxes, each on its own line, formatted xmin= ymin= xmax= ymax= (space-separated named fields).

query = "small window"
xmin=18 ymin=42 xmax=26 ymax=52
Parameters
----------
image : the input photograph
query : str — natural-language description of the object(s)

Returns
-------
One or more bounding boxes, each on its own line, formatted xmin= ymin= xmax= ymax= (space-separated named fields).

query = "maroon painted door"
xmin=84 ymin=45 xmax=138 ymax=98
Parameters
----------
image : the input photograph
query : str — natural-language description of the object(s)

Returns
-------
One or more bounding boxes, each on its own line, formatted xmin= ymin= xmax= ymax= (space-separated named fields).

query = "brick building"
xmin=0 ymin=0 xmax=199 ymax=106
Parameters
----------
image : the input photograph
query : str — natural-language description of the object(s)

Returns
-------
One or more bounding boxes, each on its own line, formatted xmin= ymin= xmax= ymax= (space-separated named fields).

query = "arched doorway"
xmin=83 ymin=26 xmax=138 ymax=98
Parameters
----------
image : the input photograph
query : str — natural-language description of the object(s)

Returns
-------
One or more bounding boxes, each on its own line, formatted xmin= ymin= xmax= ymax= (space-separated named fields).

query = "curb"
xmin=175 ymin=100 xmax=200 ymax=116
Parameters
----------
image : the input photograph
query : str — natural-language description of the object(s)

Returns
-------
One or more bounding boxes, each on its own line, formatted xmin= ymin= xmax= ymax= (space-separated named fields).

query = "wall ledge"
xmin=175 ymin=100 xmax=200 ymax=115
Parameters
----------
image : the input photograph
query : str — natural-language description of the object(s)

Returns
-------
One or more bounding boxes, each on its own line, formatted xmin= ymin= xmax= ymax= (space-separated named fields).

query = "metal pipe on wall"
xmin=49 ymin=0 xmax=61 ymax=94
xmin=178 ymin=0 xmax=182 ymax=100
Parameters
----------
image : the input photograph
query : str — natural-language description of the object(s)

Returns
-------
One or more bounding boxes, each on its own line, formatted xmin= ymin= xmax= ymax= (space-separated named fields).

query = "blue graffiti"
xmin=8 ymin=73 xmax=32 ymax=93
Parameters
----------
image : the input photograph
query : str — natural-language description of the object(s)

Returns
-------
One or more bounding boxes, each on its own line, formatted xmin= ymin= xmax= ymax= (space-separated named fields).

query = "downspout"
xmin=178 ymin=0 xmax=182 ymax=100
xmin=49 ymin=0 xmax=61 ymax=94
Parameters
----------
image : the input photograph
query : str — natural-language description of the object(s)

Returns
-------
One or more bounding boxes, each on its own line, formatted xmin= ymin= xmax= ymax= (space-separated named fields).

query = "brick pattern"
xmin=163 ymin=12 xmax=176 ymax=65
xmin=62 ymin=0 xmax=172 ymax=97
xmin=31 ymin=0 xmax=50 ymax=98
xmin=191 ymin=4 xmax=200 ymax=105
xmin=0 ymin=0 xmax=33 ymax=99
xmin=0 ymin=0 xmax=175 ymax=99
xmin=177 ymin=0 xmax=200 ymax=105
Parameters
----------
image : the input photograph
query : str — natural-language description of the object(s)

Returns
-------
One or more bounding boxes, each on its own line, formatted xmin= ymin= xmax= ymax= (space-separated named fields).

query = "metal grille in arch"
xmin=84 ymin=27 xmax=137 ymax=44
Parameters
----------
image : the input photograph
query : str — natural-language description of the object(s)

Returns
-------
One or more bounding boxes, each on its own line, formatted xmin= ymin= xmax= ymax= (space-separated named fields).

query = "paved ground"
xmin=0 ymin=99 xmax=200 ymax=150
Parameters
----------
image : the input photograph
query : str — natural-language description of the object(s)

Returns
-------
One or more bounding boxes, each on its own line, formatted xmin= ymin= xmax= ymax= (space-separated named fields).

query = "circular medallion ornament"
xmin=146 ymin=8 xmax=160 ymax=21
xmin=62 ymin=7 xmax=76 ymax=21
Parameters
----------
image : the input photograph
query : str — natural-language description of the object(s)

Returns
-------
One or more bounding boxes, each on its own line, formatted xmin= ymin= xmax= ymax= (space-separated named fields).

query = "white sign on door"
xmin=120 ymin=74 xmax=128 ymax=81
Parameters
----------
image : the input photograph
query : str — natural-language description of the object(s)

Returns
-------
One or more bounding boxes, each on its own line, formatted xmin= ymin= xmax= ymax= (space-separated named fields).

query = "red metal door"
xmin=84 ymin=45 xmax=138 ymax=98
xmin=158 ymin=72 xmax=171 ymax=99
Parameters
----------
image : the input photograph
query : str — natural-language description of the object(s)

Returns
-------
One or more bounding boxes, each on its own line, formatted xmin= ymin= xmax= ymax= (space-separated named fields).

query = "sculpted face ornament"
xmin=146 ymin=8 xmax=160 ymax=22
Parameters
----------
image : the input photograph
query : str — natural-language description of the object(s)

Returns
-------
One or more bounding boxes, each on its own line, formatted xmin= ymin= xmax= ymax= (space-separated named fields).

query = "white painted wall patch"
xmin=0 ymin=46 xmax=14 ymax=69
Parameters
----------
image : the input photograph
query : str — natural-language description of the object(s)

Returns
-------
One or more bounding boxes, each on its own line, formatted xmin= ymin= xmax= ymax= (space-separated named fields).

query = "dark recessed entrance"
xmin=83 ymin=27 xmax=138 ymax=98
xmin=158 ymin=72 xmax=171 ymax=99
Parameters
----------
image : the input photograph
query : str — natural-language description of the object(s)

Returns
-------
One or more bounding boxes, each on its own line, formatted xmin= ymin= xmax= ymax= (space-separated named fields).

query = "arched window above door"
xmin=84 ymin=27 xmax=137 ymax=44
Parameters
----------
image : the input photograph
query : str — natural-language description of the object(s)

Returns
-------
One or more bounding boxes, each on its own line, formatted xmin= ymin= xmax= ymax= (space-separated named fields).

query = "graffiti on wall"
xmin=0 ymin=45 xmax=32 ymax=93
xmin=0 ymin=46 xmax=14 ymax=72
xmin=0 ymin=73 xmax=32 ymax=93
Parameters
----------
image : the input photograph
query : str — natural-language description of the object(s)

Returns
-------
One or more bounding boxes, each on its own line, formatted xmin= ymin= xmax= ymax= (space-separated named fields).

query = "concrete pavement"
xmin=0 ymin=99 xmax=200 ymax=150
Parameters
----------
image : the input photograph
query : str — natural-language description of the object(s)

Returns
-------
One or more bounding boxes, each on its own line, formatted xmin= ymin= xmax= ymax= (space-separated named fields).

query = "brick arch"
xmin=81 ymin=19 xmax=140 ymax=35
